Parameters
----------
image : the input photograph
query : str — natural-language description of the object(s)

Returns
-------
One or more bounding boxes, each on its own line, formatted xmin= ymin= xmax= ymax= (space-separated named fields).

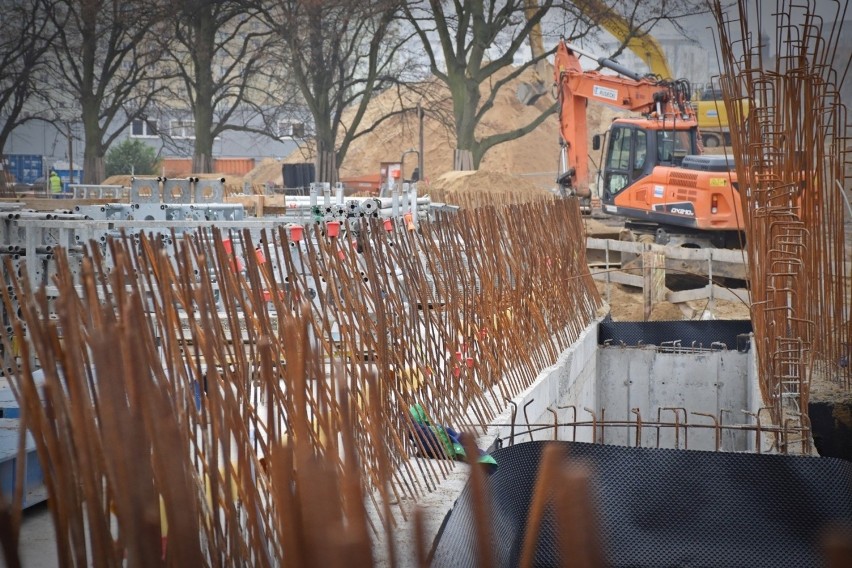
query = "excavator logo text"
xmin=592 ymin=86 xmax=618 ymax=101
xmin=653 ymin=202 xmax=696 ymax=217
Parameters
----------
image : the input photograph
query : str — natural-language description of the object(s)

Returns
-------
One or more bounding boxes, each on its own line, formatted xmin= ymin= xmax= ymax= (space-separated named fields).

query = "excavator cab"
xmin=601 ymin=121 xmax=698 ymax=203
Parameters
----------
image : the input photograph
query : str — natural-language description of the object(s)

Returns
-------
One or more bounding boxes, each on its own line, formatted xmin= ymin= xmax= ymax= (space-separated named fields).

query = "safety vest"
xmin=50 ymin=173 xmax=62 ymax=194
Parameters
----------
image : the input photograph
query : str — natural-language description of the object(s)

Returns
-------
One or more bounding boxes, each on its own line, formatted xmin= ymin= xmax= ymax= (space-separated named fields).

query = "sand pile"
xmin=243 ymin=158 xmax=284 ymax=187
xmin=426 ymin=170 xmax=554 ymax=207
xmin=280 ymin=64 xmax=631 ymax=191
xmin=337 ymin=66 xmax=562 ymax=187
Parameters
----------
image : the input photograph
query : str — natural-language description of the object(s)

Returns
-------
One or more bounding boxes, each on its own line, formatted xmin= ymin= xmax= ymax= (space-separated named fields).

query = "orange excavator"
xmin=554 ymin=39 xmax=745 ymax=249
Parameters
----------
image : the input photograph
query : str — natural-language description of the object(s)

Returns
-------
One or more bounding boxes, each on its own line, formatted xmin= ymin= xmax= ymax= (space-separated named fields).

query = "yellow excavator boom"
xmin=573 ymin=0 xmax=673 ymax=79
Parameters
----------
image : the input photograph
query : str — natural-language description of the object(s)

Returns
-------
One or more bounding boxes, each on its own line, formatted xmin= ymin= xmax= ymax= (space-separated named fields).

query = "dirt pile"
xmin=243 ymin=158 xmax=284 ymax=187
xmin=284 ymin=64 xmax=630 ymax=191
xmin=596 ymin=281 xmax=751 ymax=322
xmin=426 ymin=170 xmax=554 ymax=207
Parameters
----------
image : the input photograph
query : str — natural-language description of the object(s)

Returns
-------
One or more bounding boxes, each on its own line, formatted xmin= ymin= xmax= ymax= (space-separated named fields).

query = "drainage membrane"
xmin=431 ymin=441 xmax=852 ymax=567
xmin=598 ymin=318 xmax=753 ymax=349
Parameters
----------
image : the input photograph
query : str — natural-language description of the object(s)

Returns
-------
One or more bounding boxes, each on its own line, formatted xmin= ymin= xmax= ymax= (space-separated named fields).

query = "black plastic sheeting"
xmin=431 ymin=441 xmax=852 ymax=568
xmin=281 ymin=163 xmax=315 ymax=192
xmin=598 ymin=318 xmax=753 ymax=350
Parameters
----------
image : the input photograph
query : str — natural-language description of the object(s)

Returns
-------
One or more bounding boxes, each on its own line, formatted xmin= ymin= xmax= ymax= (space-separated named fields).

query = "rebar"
xmin=0 ymin=197 xmax=603 ymax=564
xmin=713 ymin=0 xmax=852 ymax=430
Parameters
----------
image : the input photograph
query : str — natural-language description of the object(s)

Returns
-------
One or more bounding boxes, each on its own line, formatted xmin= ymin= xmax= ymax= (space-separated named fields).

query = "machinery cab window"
xmin=656 ymin=129 xmax=696 ymax=166
xmin=603 ymin=125 xmax=648 ymax=200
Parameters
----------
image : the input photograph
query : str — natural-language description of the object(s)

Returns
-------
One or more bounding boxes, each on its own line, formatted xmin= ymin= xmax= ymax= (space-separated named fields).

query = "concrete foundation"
xmin=485 ymin=318 xmax=761 ymax=453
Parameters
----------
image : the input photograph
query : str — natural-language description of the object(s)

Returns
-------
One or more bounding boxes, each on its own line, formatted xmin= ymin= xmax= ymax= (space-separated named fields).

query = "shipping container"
xmin=3 ymin=154 xmax=44 ymax=185
xmin=162 ymin=157 xmax=255 ymax=177
xmin=162 ymin=158 xmax=192 ymax=177
xmin=340 ymin=174 xmax=381 ymax=195
xmin=213 ymin=158 xmax=255 ymax=176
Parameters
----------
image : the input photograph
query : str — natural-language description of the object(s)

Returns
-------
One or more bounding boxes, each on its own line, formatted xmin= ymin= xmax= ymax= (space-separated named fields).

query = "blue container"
xmin=0 ymin=419 xmax=47 ymax=509
xmin=4 ymin=154 xmax=44 ymax=185
xmin=54 ymin=168 xmax=84 ymax=193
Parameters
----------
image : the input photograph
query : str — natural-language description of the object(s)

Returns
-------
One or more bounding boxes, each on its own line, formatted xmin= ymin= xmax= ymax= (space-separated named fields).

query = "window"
xmin=633 ymin=129 xmax=647 ymax=179
xmin=606 ymin=126 xmax=632 ymax=170
xmin=657 ymin=130 xmax=694 ymax=165
xmin=604 ymin=126 xmax=635 ymax=199
xmin=170 ymin=120 xmax=195 ymax=139
xmin=131 ymin=118 xmax=159 ymax=138
xmin=278 ymin=121 xmax=305 ymax=139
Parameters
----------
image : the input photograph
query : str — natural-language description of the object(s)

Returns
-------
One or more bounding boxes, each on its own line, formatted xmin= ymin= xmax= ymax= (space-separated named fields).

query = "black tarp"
xmin=431 ymin=441 xmax=852 ymax=567
xmin=281 ymin=163 xmax=315 ymax=191
xmin=598 ymin=318 xmax=753 ymax=351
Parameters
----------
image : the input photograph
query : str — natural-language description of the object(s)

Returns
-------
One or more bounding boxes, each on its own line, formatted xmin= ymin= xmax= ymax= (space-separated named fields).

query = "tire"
xmin=702 ymin=134 xmax=721 ymax=148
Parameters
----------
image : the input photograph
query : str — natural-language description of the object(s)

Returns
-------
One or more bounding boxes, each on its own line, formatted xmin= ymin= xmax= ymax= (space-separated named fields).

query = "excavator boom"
xmin=572 ymin=0 xmax=674 ymax=79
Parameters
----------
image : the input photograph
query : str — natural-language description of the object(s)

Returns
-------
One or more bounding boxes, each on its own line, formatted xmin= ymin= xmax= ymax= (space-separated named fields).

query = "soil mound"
xmin=426 ymin=170 xmax=554 ymax=207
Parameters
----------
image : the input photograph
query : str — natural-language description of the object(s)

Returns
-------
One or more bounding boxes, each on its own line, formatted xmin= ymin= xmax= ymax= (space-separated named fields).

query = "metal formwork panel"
xmin=163 ymin=179 xmax=192 ymax=204
xmin=161 ymin=204 xmax=193 ymax=221
xmin=130 ymin=178 xmax=161 ymax=204
xmin=193 ymin=204 xmax=244 ymax=221
xmin=194 ymin=179 xmax=225 ymax=203
xmin=133 ymin=204 xmax=164 ymax=221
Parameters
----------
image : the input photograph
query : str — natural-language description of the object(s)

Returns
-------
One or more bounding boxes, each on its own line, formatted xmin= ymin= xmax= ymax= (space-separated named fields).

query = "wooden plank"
xmin=666 ymin=285 xmax=751 ymax=304
xmin=642 ymin=250 xmax=667 ymax=320
xmin=666 ymin=256 xmax=747 ymax=280
xmin=590 ymin=270 xmax=643 ymax=287
xmin=586 ymin=238 xmax=749 ymax=279
xmin=586 ymin=237 xmax=749 ymax=264
xmin=587 ymin=237 xmax=642 ymax=254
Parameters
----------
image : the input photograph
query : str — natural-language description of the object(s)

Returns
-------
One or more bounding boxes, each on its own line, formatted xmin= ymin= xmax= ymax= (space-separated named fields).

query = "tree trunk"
xmin=315 ymin=124 xmax=338 ymax=183
xmin=83 ymin=149 xmax=105 ymax=187
xmin=192 ymin=152 xmax=213 ymax=175
xmin=81 ymin=97 xmax=104 ymax=185
xmin=79 ymin=4 xmax=102 ymax=186
xmin=192 ymin=6 xmax=216 ymax=174
xmin=450 ymin=77 xmax=481 ymax=170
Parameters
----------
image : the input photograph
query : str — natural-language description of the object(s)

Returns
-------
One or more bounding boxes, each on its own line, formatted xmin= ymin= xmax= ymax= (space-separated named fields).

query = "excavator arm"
xmin=553 ymin=40 xmax=694 ymax=196
xmin=572 ymin=0 xmax=674 ymax=79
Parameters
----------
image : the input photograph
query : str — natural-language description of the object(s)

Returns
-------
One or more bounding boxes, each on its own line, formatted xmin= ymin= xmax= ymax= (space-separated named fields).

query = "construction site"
xmin=1 ymin=1 xmax=852 ymax=567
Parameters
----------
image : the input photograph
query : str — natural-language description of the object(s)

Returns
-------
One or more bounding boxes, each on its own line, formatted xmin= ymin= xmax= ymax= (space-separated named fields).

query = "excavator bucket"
xmin=517 ymin=80 xmax=548 ymax=105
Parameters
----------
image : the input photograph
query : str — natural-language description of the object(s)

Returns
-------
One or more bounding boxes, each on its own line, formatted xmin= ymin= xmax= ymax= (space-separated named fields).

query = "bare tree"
xmin=404 ymin=0 xmax=705 ymax=170
xmin=262 ymin=0 xmax=417 ymax=183
xmin=166 ymin=0 xmax=295 ymax=173
xmin=403 ymin=0 xmax=561 ymax=170
xmin=45 ymin=0 xmax=171 ymax=184
xmin=0 ymin=0 xmax=56 ymax=192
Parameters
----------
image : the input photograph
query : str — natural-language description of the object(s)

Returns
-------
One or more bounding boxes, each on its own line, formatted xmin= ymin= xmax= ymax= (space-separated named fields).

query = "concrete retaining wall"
xmin=485 ymin=317 xmax=602 ymax=448
xmin=484 ymin=322 xmax=762 ymax=453
xmin=596 ymin=347 xmax=754 ymax=451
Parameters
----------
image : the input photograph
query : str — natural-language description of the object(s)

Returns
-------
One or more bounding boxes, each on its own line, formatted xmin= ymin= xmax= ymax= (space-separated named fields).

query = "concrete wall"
xmin=485 ymin=317 xmax=602 ymax=448
xmin=596 ymin=347 xmax=753 ymax=451
xmin=483 ymin=322 xmax=763 ymax=454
